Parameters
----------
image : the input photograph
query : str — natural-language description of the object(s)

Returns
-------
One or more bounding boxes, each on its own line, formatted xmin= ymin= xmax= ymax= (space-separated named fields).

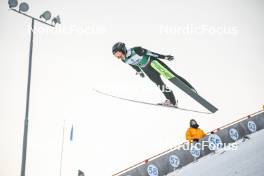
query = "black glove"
xmin=136 ymin=71 xmax=145 ymax=78
xmin=164 ymin=55 xmax=174 ymax=61
xmin=193 ymin=139 xmax=199 ymax=142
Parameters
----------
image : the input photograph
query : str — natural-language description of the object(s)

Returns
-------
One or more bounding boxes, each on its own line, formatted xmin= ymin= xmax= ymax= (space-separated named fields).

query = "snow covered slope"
xmin=168 ymin=129 xmax=264 ymax=176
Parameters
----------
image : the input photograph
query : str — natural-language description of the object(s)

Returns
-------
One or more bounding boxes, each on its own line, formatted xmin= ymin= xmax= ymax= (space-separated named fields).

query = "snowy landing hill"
xmin=168 ymin=129 xmax=264 ymax=176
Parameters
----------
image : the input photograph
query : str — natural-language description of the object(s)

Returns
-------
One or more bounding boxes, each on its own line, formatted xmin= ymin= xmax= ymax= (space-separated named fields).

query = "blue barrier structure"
xmin=113 ymin=109 xmax=264 ymax=176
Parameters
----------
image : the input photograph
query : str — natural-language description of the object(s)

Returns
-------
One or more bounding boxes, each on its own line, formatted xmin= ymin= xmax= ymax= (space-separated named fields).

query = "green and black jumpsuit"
xmin=122 ymin=46 xmax=195 ymax=105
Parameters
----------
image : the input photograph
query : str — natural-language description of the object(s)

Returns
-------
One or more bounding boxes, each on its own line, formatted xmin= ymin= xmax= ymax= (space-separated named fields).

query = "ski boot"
xmin=158 ymin=99 xmax=178 ymax=107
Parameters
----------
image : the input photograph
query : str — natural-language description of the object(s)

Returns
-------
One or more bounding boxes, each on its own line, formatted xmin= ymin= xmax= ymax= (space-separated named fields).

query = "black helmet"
xmin=190 ymin=119 xmax=199 ymax=128
xmin=112 ymin=42 xmax=127 ymax=55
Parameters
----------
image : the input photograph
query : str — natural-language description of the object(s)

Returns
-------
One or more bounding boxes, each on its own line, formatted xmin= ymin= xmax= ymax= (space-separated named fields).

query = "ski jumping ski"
xmin=94 ymin=89 xmax=212 ymax=114
xmin=151 ymin=60 xmax=218 ymax=113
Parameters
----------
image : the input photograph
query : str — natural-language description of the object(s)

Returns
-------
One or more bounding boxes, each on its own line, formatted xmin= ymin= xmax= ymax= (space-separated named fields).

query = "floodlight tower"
xmin=8 ymin=1 xmax=61 ymax=176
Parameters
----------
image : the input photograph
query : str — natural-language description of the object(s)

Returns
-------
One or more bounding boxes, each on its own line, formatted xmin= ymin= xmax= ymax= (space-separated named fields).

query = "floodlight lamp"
xmin=19 ymin=2 xmax=29 ymax=12
xmin=8 ymin=0 xmax=18 ymax=8
xmin=40 ymin=11 xmax=52 ymax=21
xmin=52 ymin=15 xmax=61 ymax=25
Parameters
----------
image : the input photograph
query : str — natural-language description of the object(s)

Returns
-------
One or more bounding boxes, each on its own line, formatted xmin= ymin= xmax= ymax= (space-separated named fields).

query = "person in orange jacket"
xmin=186 ymin=119 xmax=206 ymax=143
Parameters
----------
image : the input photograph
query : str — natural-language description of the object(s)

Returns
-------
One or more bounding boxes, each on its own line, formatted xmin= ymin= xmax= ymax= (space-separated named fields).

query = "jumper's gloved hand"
xmin=136 ymin=71 xmax=145 ymax=78
xmin=164 ymin=55 xmax=174 ymax=61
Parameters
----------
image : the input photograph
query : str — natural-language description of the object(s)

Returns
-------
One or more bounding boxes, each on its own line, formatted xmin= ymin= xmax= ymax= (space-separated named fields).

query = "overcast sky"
xmin=0 ymin=0 xmax=264 ymax=175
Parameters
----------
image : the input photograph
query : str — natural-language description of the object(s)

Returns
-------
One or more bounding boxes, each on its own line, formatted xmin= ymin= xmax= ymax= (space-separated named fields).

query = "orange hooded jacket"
xmin=185 ymin=127 xmax=206 ymax=142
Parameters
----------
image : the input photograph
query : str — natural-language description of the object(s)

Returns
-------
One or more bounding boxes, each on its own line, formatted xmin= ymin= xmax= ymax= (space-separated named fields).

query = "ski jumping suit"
xmin=122 ymin=47 xmax=195 ymax=105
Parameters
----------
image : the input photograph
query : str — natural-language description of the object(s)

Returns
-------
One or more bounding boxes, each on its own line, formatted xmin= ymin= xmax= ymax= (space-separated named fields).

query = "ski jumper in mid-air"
xmin=112 ymin=42 xmax=196 ymax=107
